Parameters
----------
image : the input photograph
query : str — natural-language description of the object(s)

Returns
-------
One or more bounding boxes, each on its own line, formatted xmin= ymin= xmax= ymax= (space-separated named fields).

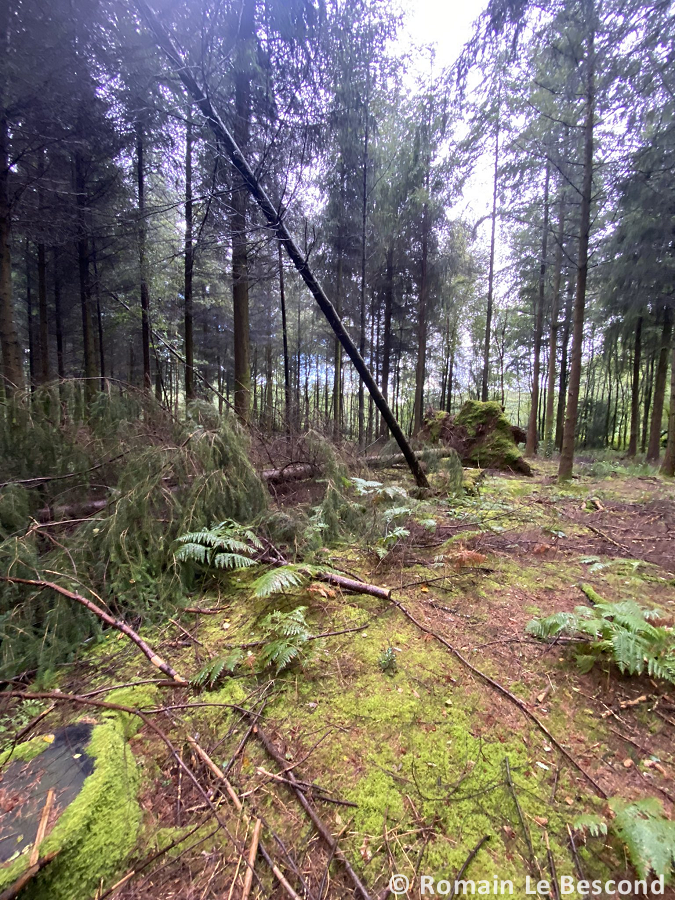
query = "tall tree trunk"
xmin=642 ymin=350 xmax=654 ymax=454
xmin=647 ymin=306 xmax=672 ymax=461
xmin=379 ymin=242 xmax=394 ymax=438
xmin=481 ymin=90 xmax=500 ymax=402
xmin=0 ymin=112 xmax=23 ymax=393
xmin=526 ymin=159 xmax=551 ymax=457
xmin=184 ymin=110 xmax=195 ymax=402
xmin=74 ymin=154 xmax=97 ymax=401
xmin=231 ymin=0 xmax=254 ymax=424
xmin=662 ymin=343 xmax=675 ymax=476
xmin=544 ymin=190 xmax=565 ymax=455
xmin=278 ymin=241 xmax=290 ymax=430
xmin=136 ymin=121 xmax=151 ymax=391
xmin=559 ymin=6 xmax=595 ymax=481
xmin=627 ymin=314 xmax=642 ymax=457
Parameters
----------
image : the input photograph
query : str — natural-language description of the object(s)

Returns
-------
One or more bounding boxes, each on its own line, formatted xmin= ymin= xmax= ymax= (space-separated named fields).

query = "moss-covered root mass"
xmin=0 ymin=687 xmax=150 ymax=900
xmin=456 ymin=401 xmax=532 ymax=475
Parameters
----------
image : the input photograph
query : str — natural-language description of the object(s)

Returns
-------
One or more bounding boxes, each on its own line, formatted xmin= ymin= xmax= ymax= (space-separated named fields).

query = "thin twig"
xmin=504 ymin=757 xmax=539 ymax=876
xmin=448 ymin=835 xmax=490 ymax=899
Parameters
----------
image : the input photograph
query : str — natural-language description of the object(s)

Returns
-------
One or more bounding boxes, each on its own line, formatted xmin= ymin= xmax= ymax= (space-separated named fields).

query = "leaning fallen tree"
xmin=134 ymin=0 xmax=429 ymax=490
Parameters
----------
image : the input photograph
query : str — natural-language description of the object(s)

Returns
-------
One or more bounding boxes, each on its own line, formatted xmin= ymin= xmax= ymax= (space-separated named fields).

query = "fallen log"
xmin=261 ymin=462 xmax=319 ymax=486
xmin=364 ymin=447 xmax=459 ymax=469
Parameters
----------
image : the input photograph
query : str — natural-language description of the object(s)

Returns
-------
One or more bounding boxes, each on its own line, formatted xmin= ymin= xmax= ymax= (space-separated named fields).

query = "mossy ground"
xmin=1 ymin=458 xmax=674 ymax=898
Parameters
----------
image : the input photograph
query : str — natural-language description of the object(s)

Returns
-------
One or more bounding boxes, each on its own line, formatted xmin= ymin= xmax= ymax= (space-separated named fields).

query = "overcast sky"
xmin=401 ymin=0 xmax=484 ymax=72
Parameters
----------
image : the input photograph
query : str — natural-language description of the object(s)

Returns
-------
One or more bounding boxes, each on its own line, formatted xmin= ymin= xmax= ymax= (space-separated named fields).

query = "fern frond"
xmin=212 ymin=552 xmax=257 ymax=570
xmin=573 ymin=814 xmax=608 ymax=838
xmin=610 ymin=797 xmax=675 ymax=882
xmin=251 ymin=566 xmax=305 ymax=598
xmin=528 ymin=597 xmax=675 ymax=686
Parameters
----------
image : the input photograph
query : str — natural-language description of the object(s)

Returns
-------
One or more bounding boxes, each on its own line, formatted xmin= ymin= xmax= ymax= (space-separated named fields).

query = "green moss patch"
xmin=0 ymin=697 xmax=144 ymax=900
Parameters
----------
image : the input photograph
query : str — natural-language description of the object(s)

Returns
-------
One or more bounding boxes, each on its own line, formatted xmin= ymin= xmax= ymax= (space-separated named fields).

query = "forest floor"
xmin=7 ymin=457 xmax=675 ymax=899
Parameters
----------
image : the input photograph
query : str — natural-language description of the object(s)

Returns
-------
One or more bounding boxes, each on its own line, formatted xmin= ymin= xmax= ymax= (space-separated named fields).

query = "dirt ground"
xmin=3 ymin=458 xmax=674 ymax=899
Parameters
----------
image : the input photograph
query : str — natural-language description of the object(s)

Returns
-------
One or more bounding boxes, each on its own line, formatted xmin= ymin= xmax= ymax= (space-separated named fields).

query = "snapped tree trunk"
xmin=627 ymin=314 xmax=642 ymax=458
xmin=647 ymin=306 xmax=672 ymax=461
xmin=184 ymin=110 xmax=195 ymax=401
xmin=137 ymin=0 xmax=429 ymax=488
xmin=526 ymin=159 xmax=550 ymax=457
xmin=559 ymin=6 xmax=595 ymax=481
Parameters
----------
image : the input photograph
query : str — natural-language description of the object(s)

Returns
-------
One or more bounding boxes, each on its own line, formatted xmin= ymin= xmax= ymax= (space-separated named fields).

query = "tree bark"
xmin=627 ymin=314 xmax=642 ymax=457
xmin=0 ymin=112 xmax=24 ymax=393
xmin=481 ymin=93 xmax=500 ymax=402
xmin=379 ymin=242 xmax=394 ymax=438
xmin=647 ymin=306 xmax=672 ymax=461
xmin=559 ymin=5 xmax=595 ymax=481
xmin=526 ymin=159 xmax=550 ymax=457
xmin=137 ymin=0 xmax=430 ymax=488
xmin=184 ymin=110 xmax=195 ymax=401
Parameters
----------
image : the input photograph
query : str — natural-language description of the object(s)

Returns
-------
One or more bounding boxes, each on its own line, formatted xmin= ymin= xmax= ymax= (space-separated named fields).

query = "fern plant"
xmin=175 ymin=520 xmax=262 ymax=571
xmin=257 ymin=607 xmax=312 ymax=673
xmin=526 ymin=590 xmax=675 ymax=684
xmin=610 ymin=798 xmax=675 ymax=883
xmin=191 ymin=648 xmax=244 ymax=689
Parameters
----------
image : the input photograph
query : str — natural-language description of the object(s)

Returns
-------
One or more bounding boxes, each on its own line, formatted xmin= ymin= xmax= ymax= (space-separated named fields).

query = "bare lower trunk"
xmin=627 ymin=314 xmax=642 ymax=457
xmin=647 ymin=307 xmax=672 ymax=461
xmin=53 ymin=250 xmax=64 ymax=380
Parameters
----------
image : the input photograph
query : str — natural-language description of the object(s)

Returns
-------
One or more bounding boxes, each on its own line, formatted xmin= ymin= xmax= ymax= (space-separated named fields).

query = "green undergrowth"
xmin=0 ymin=389 xmax=267 ymax=679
